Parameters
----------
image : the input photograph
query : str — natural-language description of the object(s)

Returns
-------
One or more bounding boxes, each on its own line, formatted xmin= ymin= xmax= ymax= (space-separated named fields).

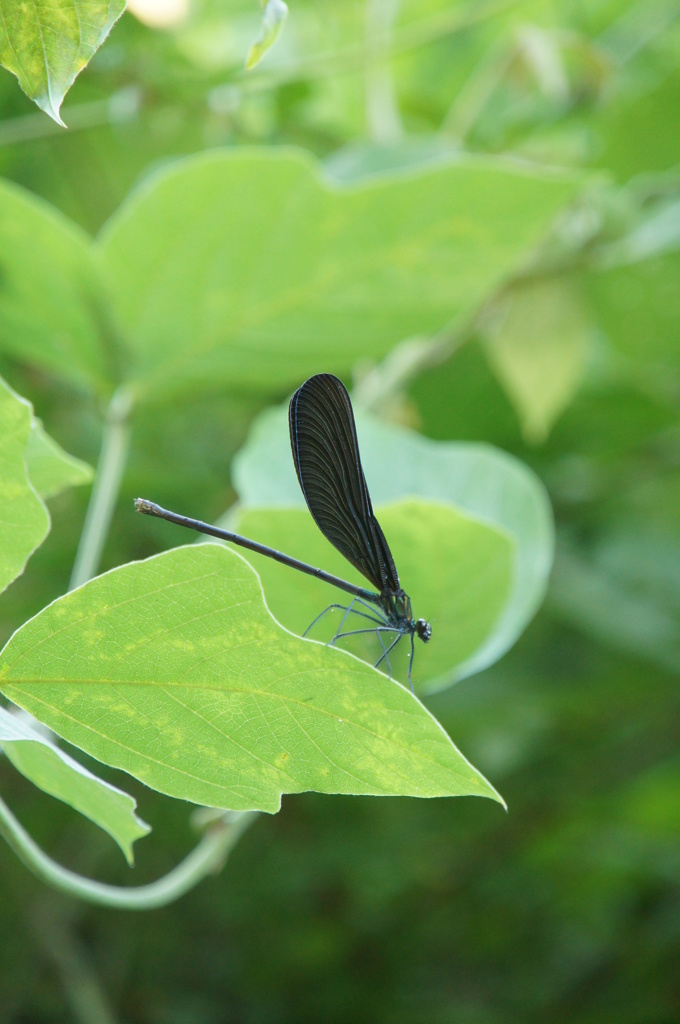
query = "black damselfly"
xmin=135 ymin=374 xmax=431 ymax=690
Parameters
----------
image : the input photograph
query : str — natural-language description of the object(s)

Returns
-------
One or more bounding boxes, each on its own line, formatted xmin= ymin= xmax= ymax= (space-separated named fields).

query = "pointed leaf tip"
xmin=246 ymin=0 xmax=288 ymax=70
xmin=0 ymin=0 xmax=126 ymax=120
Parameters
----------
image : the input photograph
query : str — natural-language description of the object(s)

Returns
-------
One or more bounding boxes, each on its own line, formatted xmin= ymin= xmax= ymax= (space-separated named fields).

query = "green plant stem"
xmin=440 ymin=38 xmax=515 ymax=141
xmin=0 ymin=792 xmax=257 ymax=908
xmin=30 ymin=904 xmax=120 ymax=1024
xmin=365 ymin=0 xmax=403 ymax=143
xmin=352 ymin=318 xmax=474 ymax=413
xmin=69 ymin=386 xmax=133 ymax=591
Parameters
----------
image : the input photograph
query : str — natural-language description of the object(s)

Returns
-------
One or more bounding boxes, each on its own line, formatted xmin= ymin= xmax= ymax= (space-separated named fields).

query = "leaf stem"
xmin=30 ymin=903 xmax=120 ymax=1024
xmin=365 ymin=0 xmax=403 ymax=143
xmin=69 ymin=386 xmax=133 ymax=591
xmin=0 ymin=792 xmax=257 ymax=909
xmin=352 ymin=318 xmax=473 ymax=414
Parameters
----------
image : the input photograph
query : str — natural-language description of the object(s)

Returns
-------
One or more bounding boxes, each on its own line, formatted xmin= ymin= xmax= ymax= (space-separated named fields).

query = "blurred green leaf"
xmin=595 ymin=66 xmax=680 ymax=181
xmin=0 ymin=706 xmax=149 ymax=864
xmin=233 ymin=404 xmax=553 ymax=689
xmin=246 ymin=0 xmax=288 ymax=71
xmin=620 ymin=756 xmax=680 ymax=839
xmin=548 ymin=536 xmax=680 ymax=674
xmin=97 ymin=149 xmax=581 ymax=401
xmin=587 ymin=249 xmax=680 ymax=369
xmin=0 ymin=376 xmax=49 ymax=596
xmin=0 ymin=0 xmax=125 ymax=124
xmin=230 ymin=500 xmax=514 ymax=694
xmin=481 ymin=275 xmax=590 ymax=442
xmin=0 ymin=545 xmax=503 ymax=811
xmin=0 ymin=179 xmax=111 ymax=391
xmin=25 ymin=417 xmax=93 ymax=500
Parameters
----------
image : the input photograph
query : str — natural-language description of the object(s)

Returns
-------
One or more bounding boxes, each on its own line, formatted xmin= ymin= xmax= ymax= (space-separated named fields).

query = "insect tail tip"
xmin=135 ymin=498 xmax=159 ymax=516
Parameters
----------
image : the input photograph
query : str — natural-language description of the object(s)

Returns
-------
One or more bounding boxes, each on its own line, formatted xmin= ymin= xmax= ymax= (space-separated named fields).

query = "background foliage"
xmin=0 ymin=0 xmax=678 ymax=1021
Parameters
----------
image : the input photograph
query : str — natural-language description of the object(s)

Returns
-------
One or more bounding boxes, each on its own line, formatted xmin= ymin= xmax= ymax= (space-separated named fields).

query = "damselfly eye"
xmin=416 ymin=619 xmax=431 ymax=642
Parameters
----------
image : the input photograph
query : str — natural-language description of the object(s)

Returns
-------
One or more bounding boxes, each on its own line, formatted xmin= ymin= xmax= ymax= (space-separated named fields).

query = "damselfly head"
xmin=416 ymin=618 xmax=432 ymax=643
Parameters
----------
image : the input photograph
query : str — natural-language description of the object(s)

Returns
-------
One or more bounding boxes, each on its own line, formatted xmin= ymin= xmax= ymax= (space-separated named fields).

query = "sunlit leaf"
xmin=0 ymin=377 xmax=49 ymax=595
xmin=229 ymin=501 xmax=514 ymax=693
xmin=233 ymin=404 xmax=553 ymax=690
xmin=0 ymin=706 xmax=149 ymax=864
xmin=0 ymin=0 xmax=126 ymax=124
xmin=98 ymin=149 xmax=581 ymax=401
xmin=0 ymin=545 xmax=504 ymax=812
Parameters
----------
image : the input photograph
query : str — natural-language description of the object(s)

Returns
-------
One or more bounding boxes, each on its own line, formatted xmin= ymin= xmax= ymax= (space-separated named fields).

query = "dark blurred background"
xmin=1 ymin=1 xmax=679 ymax=1021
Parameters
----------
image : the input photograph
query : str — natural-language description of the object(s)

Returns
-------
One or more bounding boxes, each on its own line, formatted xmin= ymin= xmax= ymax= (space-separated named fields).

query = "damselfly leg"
xmin=303 ymin=598 xmax=385 ymax=639
xmin=328 ymin=625 xmax=412 ymax=690
xmin=302 ymin=596 xmax=415 ymax=693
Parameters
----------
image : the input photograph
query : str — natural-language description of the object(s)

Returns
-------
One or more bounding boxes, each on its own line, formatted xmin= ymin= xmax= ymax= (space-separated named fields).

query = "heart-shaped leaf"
xmin=233 ymin=404 xmax=553 ymax=688
xmin=230 ymin=501 xmax=514 ymax=692
xmin=0 ymin=545 xmax=504 ymax=813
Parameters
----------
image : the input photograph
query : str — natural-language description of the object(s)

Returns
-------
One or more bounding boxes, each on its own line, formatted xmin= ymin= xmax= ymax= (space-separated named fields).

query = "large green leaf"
xmin=0 ymin=377 xmax=49 ymax=595
xmin=97 ymin=149 xmax=580 ymax=400
xmin=25 ymin=418 xmax=93 ymax=500
xmin=0 ymin=545 xmax=503 ymax=812
xmin=0 ymin=706 xmax=149 ymax=864
xmin=0 ymin=0 xmax=126 ymax=124
xmin=233 ymin=404 xmax=553 ymax=689
xmin=0 ymin=179 xmax=111 ymax=390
